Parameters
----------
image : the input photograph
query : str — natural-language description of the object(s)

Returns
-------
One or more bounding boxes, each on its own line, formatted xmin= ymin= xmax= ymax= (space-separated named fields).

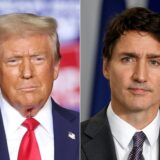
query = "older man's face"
xmin=0 ymin=35 xmax=59 ymax=117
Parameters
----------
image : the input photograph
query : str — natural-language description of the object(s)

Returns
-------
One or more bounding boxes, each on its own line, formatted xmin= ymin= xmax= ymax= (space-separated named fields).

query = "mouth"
xmin=128 ymin=87 xmax=151 ymax=95
xmin=17 ymin=86 xmax=38 ymax=92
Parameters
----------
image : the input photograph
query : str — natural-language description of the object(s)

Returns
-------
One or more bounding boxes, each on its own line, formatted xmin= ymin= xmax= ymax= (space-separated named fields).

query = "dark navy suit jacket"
xmin=0 ymin=99 xmax=79 ymax=160
xmin=81 ymin=107 xmax=160 ymax=160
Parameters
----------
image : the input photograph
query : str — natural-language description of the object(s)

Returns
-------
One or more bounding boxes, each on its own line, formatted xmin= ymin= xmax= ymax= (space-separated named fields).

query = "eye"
xmin=32 ymin=55 xmax=46 ymax=64
xmin=6 ymin=58 xmax=20 ymax=66
xmin=121 ymin=56 xmax=135 ymax=63
xmin=149 ymin=59 xmax=160 ymax=66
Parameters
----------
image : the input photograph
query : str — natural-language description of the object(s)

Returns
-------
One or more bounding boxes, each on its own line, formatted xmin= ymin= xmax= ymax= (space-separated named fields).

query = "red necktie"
xmin=18 ymin=118 xmax=41 ymax=160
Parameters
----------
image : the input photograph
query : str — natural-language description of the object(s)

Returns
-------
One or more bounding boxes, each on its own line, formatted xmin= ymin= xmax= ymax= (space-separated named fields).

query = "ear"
xmin=103 ymin=58 xmax=110 ymax=80
xmin=52 ymin=60 xmax=60 ymax=80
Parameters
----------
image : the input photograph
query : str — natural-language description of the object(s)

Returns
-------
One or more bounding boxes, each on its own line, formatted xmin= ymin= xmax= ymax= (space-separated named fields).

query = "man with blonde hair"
xmin=0 ymin=13 xmax=79 ymax=160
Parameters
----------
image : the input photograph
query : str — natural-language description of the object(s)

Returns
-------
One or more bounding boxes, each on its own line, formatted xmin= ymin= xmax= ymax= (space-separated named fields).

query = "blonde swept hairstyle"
xmin=0 ymin=13 xmax=61 ymax=61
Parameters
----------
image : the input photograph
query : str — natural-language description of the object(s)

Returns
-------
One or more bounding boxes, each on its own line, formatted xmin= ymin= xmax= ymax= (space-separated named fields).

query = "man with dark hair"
xmin=0 ymin=13 xmax=79 ymax=160
xmin=81 ymin=7 xmax=160 ymax=160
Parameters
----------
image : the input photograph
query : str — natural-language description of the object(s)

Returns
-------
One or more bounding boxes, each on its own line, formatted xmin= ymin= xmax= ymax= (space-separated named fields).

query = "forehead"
xmin=0 ymin=34 xmax=54 ymax=57
xmin=112 ymin=31 xmax=160 ymax=57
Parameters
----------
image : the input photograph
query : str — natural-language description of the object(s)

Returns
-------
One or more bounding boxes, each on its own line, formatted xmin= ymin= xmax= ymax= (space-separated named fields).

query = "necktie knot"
xmin=18 ymin=118 xmax=41 ymax=160
xmin=128 ymin=131 xmax=146 ymax=160
xmin=133 ymin=131 xmax=146 ymax=148
xmin=22 ymin=118 xmax=39 ymax=131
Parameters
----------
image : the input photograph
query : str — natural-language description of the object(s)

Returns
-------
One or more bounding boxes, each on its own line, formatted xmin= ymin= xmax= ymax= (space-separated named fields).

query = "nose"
xmin=20 ymin=58 xmax=33 ymax=79
xmin=132 ymin=60 xmax=148 ymax=83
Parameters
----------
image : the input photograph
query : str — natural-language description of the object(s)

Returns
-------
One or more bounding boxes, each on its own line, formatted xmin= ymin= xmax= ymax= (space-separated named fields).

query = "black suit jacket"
xmin=0 ymin=98 xmax=79 ymax=160
xmin=81 ymin=107 xmax=160 ymax=160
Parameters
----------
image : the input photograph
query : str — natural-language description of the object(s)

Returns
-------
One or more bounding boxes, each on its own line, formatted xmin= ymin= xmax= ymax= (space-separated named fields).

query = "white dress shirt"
xmin=107 ymin=103 xmax=160 ymax=160
xmin=0 ymin=94 xmax=54 ymax=160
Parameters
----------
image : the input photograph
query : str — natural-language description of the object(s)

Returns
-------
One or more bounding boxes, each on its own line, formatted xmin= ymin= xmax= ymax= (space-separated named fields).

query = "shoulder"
xmin=81 ymin=107 xmax=110 ymax=159
xmin=81 ymin=107 xmax=107 ymax=129
xmin=51 ymin=98 xmax=79 ymax=123
xmin=81 ymin=107 xmax=108 ymax=141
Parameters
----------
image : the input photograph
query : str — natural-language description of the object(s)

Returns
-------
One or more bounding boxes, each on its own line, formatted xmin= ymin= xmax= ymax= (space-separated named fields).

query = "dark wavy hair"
xmin=103 ymin=7 xmax=160 ymax=61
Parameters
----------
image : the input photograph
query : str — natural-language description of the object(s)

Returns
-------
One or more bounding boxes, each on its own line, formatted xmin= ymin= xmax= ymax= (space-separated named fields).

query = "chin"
xmin=16 ymin=101 xmax=39 ymax=109
xmin=128 ymin=104 xmax=149 ymax=112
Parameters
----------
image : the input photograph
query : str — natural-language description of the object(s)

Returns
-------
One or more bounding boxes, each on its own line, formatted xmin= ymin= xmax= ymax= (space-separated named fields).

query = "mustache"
xmin=128 ymin=83 xmax=153 ymax=92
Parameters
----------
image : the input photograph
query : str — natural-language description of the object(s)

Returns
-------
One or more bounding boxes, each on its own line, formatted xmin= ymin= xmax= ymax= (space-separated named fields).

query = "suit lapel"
xmin=82 ymin=108 xmax=117 ymax=160
xmin=0 ymin=110 xmax=10 ymax=160
xmin=51 ymin=100 xmax=79 ymax=160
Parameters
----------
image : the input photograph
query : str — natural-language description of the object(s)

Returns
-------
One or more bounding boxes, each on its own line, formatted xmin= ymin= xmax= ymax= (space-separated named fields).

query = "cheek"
xmin=1 ymin=65 xmax=19 ymax=76
xmin=152 ymin=77 xmax=160 ymax=94
xmin=109 ymin=67 xmax=129 ymax=91
xmin=0 ymin=68 xmax=18 ymax=87
xmin=36 ymin=66 xmax=54 ymax=83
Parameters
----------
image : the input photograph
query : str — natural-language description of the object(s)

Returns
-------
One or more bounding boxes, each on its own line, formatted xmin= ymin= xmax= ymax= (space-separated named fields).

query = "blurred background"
xmin=81 ymin=0 xmax=160 ymax=121
xmin=0 ymin=0 xmax=80 ymax=112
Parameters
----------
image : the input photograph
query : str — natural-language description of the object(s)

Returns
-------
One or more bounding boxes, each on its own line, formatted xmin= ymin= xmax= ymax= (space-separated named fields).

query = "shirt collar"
xmin=0 ymin=93 xmax=53 ymax=138
xmin=34 ymin=98 xmax=53 ymax=138
xmin=107 ymin=102 xmax=160 ymax=149
xmin=142 ymin=111 xmax=160 ymax=146
xmin=0 ymin=94 xmax=25 ymax=138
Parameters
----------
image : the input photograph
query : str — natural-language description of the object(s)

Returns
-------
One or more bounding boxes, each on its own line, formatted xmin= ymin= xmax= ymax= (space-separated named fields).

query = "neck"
xmin=112 ymin=103 xmax=159 ymax=130
xmin=120 ymin=111 xmax=157 ymax=129
xmin=21 ymin=107 xmax=42 ymax=118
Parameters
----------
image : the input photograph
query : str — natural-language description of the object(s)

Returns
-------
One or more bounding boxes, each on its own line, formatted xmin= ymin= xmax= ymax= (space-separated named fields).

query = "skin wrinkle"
xmin=103 ymin=31 xmax=160 ymax=129
xmin=0 ymin=34 xmax=60 ymax=117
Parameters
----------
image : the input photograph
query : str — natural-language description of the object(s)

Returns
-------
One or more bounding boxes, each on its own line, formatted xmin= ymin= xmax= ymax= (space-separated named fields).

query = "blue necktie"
xmin=128 ymin=131 xmax=146 ymax=160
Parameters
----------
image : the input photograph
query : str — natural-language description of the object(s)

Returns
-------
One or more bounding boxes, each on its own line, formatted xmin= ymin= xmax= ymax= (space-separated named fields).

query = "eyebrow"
xmin=120 ymin=52 xmax=160 ymax=58
xmin=147 ymin=54 xmax=160 ymax=58
xmin=120 ymin=52 xmax=136 ymax=56
xmin=6 ymin=55 xmax=22 ymax=59
xmin=30 ymin=54 xmax=46 ymax=57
